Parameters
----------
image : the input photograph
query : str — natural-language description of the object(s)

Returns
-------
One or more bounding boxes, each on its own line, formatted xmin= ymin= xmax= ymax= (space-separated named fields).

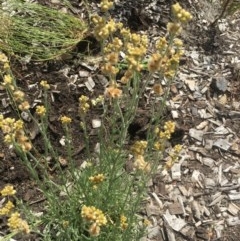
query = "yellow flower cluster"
xmin=148 ymin=43 xmax=183 ymax=78
xmin=0 ymin=115 xmax=32 ymax=152
xmin=130 ymin=141 xmax=150 ymax=172
xmin=92 ymin=15 xmax=122 ymax=41
xmin=79 ymin=95 xmax=90 ymax=114
xmin=148 ymin=3 xmax=191 ymax=79
xmin=172 ymin=3 xmax=193 ymax=23
xmin=120 ymin=214 xmax=128 ymax=230
xmin=0 ymin=185 xmax=16 ymax=196
xmin=81 ymin=205 xmax=107 ymax=236
xmin=130 ymin=141 xmax=147 ymax=156
xmin=0 ymin=52 xmax=8 ymax=63
xmin=0 ymin=185 xmax=30 ymax=234
xmin=165 ymin=144 xmax=183 ymax=169
xmin=121 ymin=31 xmax=148 ymax=83
xmin=0 ymin=54 xmax=30 ymax=111
xmin=100 ymin=0 xmax=113 ymax=12
xmin=40 ymin=80 xmax=50 ymax=90
xmin=36 ymin=105 xmax=46 ymax=116
xmin=0 ymin=201 xmax=15 ymax=215
xmin=154 ymin=121 xmax=176 ymax=151
xmin=91 ymin=95 xmax=104 ymax=106
xmin=7 ymin=212 xmax=30 ymax=234
xmin=159 ymin=121 xmax=175 ymax=139
xmin=133 ymin=155 xmax=151 ymax=172
xmin=60 ymin=115 xmax=72 ymax=124
xmin=102 ymin=38 xmax=122 ymax=75
xmin=105 ymin=85 xmax=122 ymax=99
xmin=89 ymin=173 xmax=105 ymax=184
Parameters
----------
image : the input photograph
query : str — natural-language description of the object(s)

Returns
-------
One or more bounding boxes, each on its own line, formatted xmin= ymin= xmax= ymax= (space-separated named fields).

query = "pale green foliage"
xmin=0 ymin=0 xmax=87 ymax=61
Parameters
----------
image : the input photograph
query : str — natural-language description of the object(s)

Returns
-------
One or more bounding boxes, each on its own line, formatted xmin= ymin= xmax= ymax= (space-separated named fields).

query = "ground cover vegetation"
xmin=0 ymin=0 xmax=87 ymax=61
xmin=0 ymin=0 xmax=192 ymax=240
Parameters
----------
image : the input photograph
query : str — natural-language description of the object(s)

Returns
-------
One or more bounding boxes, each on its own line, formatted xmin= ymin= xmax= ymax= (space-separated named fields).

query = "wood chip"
xmin=163 ymin=210 xmax=186 ymax=231
xmin=228 ymin=203 xmax=240 ymax=216
xmin=189 ymin=128 xmax=204 ymax=141
xmin=228 ymin=192 xmax=240 ymax=201
xmin=180 ymin=225 xmax=195 ymax=239
xmin=213 ymin=139 xmax=231 ymax=151
xmin=171 ymin=163 xmax=181 ymax=181
xmin=226 ymin=217 xmax=240 ymax=226
xmin=85 ymin=76 xmax=95 ymax=91
xmin=168 ymin=202 xmax=184 ymax=215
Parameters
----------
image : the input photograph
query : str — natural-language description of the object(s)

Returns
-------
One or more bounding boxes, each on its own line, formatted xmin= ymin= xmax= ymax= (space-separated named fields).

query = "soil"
xmin=1 ymin=0 xmax=240 ymax=240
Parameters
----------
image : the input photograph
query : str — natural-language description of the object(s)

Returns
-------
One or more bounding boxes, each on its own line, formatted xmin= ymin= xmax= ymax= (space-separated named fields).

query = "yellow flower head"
xmin=105 ymin=86 xmax=122 ymax=99
xmin=173 ymin=38 xmax=183 ymax=47
xmin=4 ymin=62 xmax=10 ymax=70
xmin=156 ymin=37 xmax=168 ymax=52
xmin=22 ymin=141 xmax=32 ymax=152
xmin=172 ymin=3 xmax=192 ymax=23
xmin=0 ymin=52 xmax=8 ymax=63
xmin=36 ymin=105 xmax=46 ymax=116
xmin=40 ymin=80 xmax=50 ymax=90
xmin=100 ymin=0 xmax=114 ymax=12
xmin=89 ymin=222 xmax=101 ymax=236
xmin=173 ymin=144 xmax=182 ymax=153
xmin=167 ymin=22 xmax=182 ymax=35
xmin=0 ymin=201 xmax=15 ymax=215
xmin=13 ymin=90 xmax=25 ymax=102
xmin=121 ymin=69 xmax=133 ymax=84
xmin=148 ymin=53 xmax=162 ymax=73
xmin=130 ymin=141 xmax=148 ymax=156
xmin=14 ymin=120 xmax=24 ymax=131
xmin=143 ymin=218 xmax=151 ymax=226
xmin=18 ymin=101 xmax=30 ymax=111
xmin=79 ymin=95 xmax=90 ymax=114
xmin=7 ymin=212 xmax=30 ymax=234
xmin=0 ymin=185 xmax=16 ymax=196
xmin=105 ymin=52 xmax=119 ymax=65
xmin=101 ymin=63 xmax=119 ymax=76
xmin=120 ymin=214 xmax=128 ymax=230
xmin=88 ymin=223 xmax=101 ymax=237
xmin=3 ymin=74 xmax=13 ymax=85
xmin=164 ymin=121 xmax=175 ymax=134
xmin=153 ymin=84 xmax=164 ymax=95
xmin=89 ymin=173 xmax=105 ymax=184
xmin=60 ymin=116 xmax=72 ymax=124
xmin=81 ymin=205 xmax=107 ymax=226
xmin=91 ymin=95 xmax=104 ymax=106
xmin=133 ymin=155 xmax=151 ymax=172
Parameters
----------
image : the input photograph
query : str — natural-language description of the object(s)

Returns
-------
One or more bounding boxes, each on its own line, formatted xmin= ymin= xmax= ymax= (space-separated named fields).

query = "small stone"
xmin=211 ymin=76 xmax=228 ymax=92
xmin=92 ymin=119 xmax=101 ymax=128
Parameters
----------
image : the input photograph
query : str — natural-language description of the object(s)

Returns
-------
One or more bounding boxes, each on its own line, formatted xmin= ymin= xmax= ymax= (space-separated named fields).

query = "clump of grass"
xmin=0 ymin=0 xmax=87 ymax=61
xmin=0 ymin=1 xmax=192 ymax=240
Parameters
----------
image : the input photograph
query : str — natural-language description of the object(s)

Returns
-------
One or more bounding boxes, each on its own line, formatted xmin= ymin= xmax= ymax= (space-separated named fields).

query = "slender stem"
xmin=212 ymin=0 xmax=233 ymax=25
